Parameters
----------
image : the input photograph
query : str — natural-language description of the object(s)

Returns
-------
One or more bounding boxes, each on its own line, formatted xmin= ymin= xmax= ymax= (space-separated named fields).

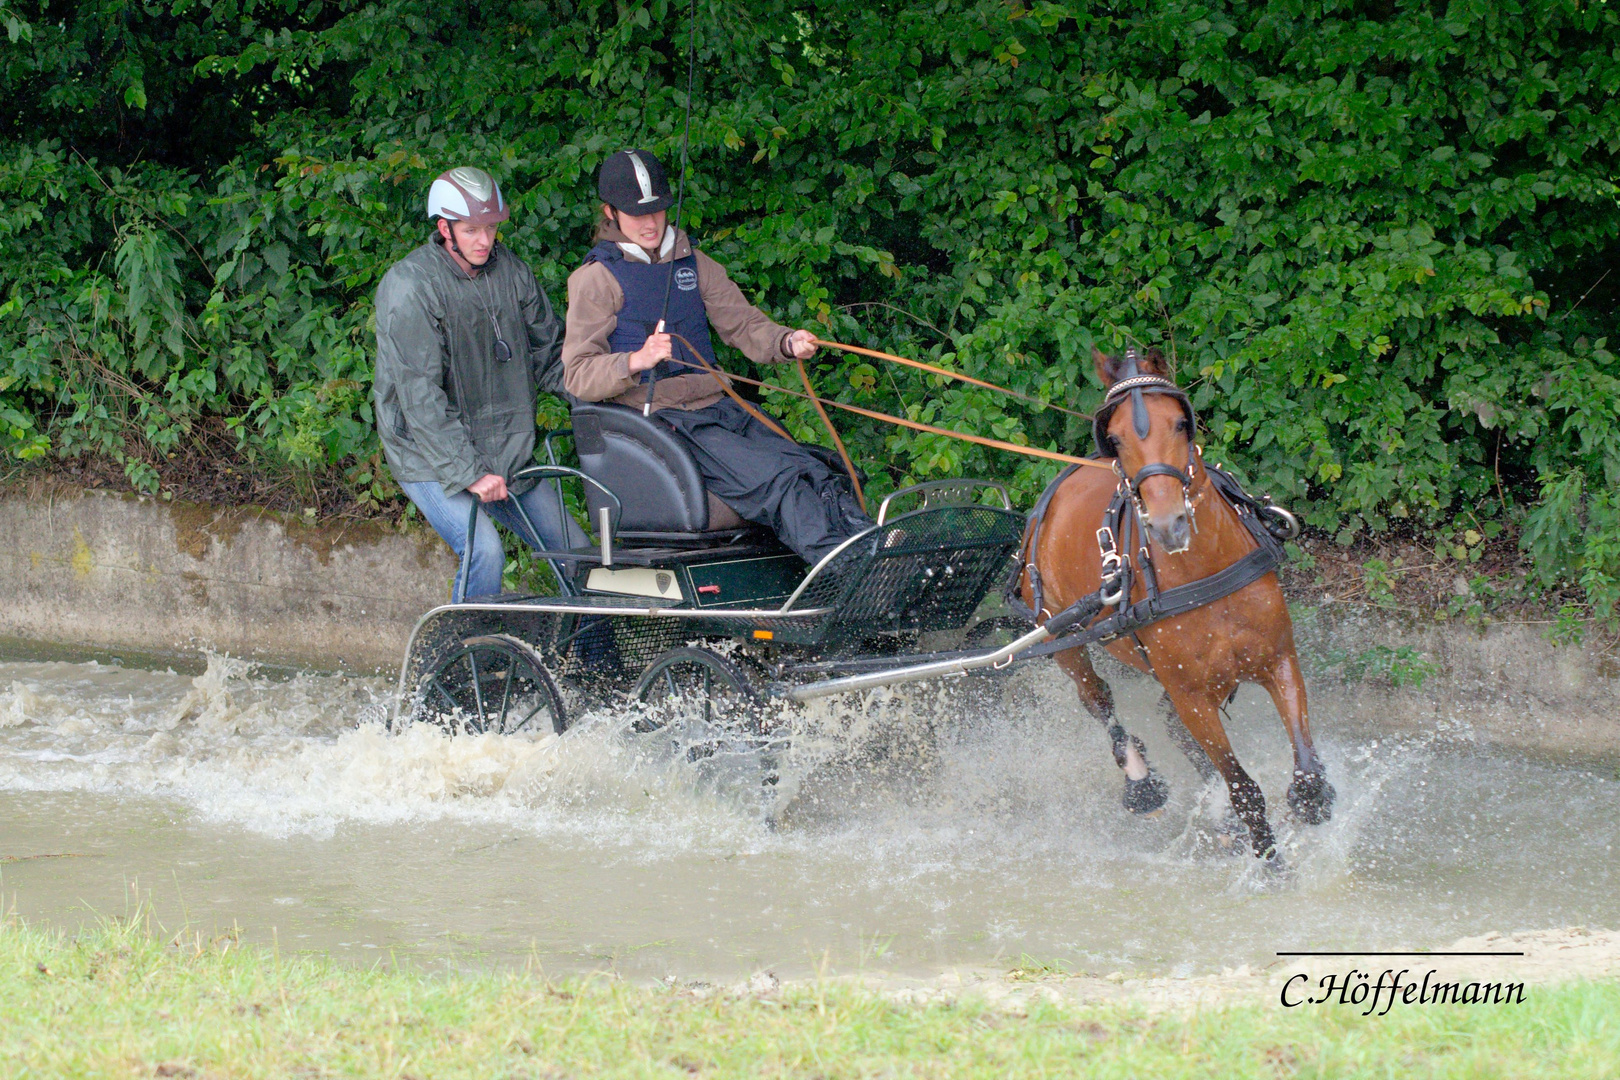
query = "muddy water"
xmin=2 ymin=648 xmax=1616 ymax=980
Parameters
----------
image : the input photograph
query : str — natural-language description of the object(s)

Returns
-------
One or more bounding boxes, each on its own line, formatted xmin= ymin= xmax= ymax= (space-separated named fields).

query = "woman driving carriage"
xmin=561 ymin=149 xmax=873 ymax=567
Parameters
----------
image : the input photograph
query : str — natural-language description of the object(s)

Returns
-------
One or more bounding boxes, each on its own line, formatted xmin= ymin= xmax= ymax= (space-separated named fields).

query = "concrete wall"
xmin=0 ymin=486 xmax=1615 ymax=757
xmin=1292 ymin=607 xmax=1620 ymax=763
xmin=0 ymin=486 xmax=457 ymax=673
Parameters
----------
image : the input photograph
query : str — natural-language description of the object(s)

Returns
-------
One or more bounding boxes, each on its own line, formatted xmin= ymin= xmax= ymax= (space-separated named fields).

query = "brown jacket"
xmin=562 ymin=222 xmax=798 ymax=412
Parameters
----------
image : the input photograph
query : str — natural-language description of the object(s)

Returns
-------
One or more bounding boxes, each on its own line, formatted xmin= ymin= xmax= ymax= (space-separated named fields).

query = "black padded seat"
xmin=571 ymin=402 xmax=756 ymax=540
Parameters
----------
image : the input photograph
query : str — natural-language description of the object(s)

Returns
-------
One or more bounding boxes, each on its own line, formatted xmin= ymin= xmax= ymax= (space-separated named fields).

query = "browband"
xmin=1102 ymin=375 xmax=1180 ymax=405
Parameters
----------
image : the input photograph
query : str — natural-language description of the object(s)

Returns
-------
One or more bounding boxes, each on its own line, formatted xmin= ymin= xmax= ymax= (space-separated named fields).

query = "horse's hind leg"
xmin=1261 ymin=649 xmax=1335 ymax=825
xmin=1164 ymin=687 xmax=1278 ymax=861
xmin=1054 ymin=646 xmax=1169 ymax=814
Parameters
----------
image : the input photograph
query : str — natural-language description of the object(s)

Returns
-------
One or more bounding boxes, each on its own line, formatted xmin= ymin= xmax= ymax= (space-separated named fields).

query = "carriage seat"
xmin=570 ymin=402 xmax=757 ymax=541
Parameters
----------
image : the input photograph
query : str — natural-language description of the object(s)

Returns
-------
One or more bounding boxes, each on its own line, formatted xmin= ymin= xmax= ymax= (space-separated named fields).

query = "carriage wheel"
xmin=413 ymin=634 xmax=569 ymax=736
xmin=633 ymin=647 xmax=762 ymax=721
xmin=630 ymin=645 xmax=770 ymax=751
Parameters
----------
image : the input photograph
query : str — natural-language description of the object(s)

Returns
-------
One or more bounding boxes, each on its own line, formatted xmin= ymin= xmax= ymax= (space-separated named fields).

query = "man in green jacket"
xmin=374 ymin=166 xmax=584 ymax=600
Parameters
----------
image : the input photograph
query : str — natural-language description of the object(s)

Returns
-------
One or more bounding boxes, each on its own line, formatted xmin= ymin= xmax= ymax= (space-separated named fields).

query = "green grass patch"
xmin=2 ymin=916 xmax=1616 ymax=1078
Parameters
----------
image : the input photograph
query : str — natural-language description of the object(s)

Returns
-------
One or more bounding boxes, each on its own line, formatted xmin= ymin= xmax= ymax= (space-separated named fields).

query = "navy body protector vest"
xmin=584 ymin=241 xmax=718 ymax=383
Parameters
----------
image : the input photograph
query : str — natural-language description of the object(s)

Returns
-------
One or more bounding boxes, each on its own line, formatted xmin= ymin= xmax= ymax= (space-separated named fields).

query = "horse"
xmin=1016 ymin=346 xmax=1334 ymax=861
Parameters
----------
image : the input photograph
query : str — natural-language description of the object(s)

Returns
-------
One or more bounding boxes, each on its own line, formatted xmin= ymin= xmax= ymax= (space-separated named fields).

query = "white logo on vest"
xmin=674 ymin=266 xmax=698 ymax=292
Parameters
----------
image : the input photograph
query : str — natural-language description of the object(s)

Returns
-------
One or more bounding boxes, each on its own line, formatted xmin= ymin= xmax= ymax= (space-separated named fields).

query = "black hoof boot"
xmin=1257 ymin=844 xmax=1293 ymax=880
xmin=1287 ymin=771 xmax=1336 ymax=825
xmin=1123 ymin=770 xmax=1170 ymax=815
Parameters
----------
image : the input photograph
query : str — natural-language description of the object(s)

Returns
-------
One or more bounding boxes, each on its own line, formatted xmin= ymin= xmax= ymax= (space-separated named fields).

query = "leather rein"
xmin=661 ymin=332 xmax=1118 ymax=514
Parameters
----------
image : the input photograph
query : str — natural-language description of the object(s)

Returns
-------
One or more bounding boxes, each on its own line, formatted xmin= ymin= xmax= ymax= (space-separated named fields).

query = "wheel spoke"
xmin=414 ymin=635 xmax=566 ymax=738
xmin=429 ymin=676 xmax=460 ymax=712
xmin=495 ymin=659 xmax=516 ymax=733
xmin=515 ymin=698 xmax=550 ymax=731
xmin=633 ymin=648 xmax=763 ymax=751
xmin=466 ymin=650 xmax=488 ymax=732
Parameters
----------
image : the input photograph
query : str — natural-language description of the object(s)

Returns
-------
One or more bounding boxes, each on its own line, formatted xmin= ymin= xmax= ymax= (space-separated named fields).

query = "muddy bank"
xmin=0 ymin=486 xmax=454 ymax=673
xmin=766 ymin=927 xmax=1620 ymax=1014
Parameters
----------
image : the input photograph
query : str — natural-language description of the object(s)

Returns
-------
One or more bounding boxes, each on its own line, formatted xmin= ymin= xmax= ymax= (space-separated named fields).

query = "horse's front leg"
xmin=1053 ymin=645 xmax=1169 ymax=814
xmin=1260 ymin=648 xmax=1335 ymax=825
xmin=1164 ymin=685 xmax=1279 ymax=861
xmin=1156 ymin=691 xmax=1218 ymax=782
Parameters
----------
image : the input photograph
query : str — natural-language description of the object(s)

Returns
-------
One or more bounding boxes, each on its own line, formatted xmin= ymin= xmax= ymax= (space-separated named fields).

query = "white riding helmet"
xmin=426 ymin=166 xmax=510 ymax=225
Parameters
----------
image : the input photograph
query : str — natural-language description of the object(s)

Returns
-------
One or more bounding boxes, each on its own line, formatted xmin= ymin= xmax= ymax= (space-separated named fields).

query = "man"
xmin=374 ymin=166 xmax=585 ymax=600
xmin=562 ymin=149 xmax=872 ymax=566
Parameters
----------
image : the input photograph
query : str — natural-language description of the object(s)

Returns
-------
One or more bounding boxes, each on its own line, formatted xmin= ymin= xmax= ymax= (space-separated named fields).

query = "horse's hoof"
xmin=1257 ymin=844 xmax=1290 ymax=873
xmin=1287 ymin=772 xmax=1336 ymax=825
xmin=1214 ymin=815 xmax=1249 ymax=854
xmin=1123 ymin=770 xmax=1170 ymax=815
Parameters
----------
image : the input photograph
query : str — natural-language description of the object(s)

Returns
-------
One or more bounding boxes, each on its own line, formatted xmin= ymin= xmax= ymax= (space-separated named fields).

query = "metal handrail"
xmin=875 ymin=479 xmax=1012 ymax=525
xmin=454 ymin=464 xmax=625 ymax=602
xmin=538 ymin=428 xmax=575 ymax=569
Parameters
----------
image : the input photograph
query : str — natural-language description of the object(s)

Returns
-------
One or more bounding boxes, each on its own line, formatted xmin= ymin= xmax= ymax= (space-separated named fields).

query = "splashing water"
xmin=1 ymin=649 xmax=1616 ymax=979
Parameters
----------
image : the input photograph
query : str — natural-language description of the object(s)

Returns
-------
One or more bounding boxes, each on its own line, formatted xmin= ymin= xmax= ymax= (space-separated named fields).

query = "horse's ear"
xmin=1092 ymin=347 xmax=1119 ymax=387
xmin=1142 ymin=347 xmax=1170 ymax=377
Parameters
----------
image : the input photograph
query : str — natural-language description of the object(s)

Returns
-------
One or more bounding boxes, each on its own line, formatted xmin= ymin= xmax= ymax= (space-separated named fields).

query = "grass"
xmin=2 ymin=916 xmax=1617 ymax=1079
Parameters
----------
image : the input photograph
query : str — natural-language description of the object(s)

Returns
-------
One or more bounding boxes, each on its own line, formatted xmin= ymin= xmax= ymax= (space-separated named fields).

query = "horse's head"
xmin=1092 ymin=347 xmax=1198 ymax=554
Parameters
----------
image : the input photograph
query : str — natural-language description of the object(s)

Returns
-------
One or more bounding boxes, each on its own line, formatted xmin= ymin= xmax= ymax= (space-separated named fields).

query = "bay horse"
xmin=1017 ymin=347 xmax=1334 ymax=861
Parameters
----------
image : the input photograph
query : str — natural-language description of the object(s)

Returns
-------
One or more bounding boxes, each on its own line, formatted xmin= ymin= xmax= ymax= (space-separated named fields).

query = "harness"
xmin=1007 ymin=350 xmax=1300 ymax=661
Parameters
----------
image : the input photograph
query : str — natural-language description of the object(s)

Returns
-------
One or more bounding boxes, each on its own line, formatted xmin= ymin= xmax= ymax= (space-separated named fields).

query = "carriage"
xmin=391 ymin=354 xmax=1326 ymax=863
xmin=393 ymin=402 xmax=1047 ymax=738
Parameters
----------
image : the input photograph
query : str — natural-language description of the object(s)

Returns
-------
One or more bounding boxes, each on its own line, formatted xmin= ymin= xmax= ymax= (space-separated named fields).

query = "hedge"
xmin=2 ymin=0 xmax=1617 ymax=615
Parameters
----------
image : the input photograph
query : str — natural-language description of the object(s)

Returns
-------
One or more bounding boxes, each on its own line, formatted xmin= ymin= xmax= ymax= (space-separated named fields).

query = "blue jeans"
xmin=401 ymin=480 xmax=586 ymax=602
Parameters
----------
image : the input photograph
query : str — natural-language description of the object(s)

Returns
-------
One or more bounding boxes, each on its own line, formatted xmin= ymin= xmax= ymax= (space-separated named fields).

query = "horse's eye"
xmin=1176 ymin=417 xmax=1190 ymax=434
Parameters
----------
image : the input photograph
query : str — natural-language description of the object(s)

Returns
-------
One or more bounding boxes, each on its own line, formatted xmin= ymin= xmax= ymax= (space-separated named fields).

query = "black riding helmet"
xmin=598 ymin=149 xmax=674 ymax=215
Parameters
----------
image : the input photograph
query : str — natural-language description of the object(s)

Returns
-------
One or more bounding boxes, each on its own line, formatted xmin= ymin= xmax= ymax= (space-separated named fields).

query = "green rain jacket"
xmin=373 ymin=237 xmax=564 ymax=495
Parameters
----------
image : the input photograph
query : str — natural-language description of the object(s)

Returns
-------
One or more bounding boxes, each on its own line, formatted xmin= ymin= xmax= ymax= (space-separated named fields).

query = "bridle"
xmin=1091 ymin=348 xmax=1201 ymax=538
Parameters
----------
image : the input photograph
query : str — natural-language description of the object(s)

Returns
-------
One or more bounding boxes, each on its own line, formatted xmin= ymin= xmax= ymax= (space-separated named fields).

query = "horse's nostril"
xmin=1160 ymin=514 xmax=1191 ymax=551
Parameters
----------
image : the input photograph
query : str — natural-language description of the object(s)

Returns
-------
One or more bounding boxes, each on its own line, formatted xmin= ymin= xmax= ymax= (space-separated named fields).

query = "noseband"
xmin=1092 ymin=349 xmax=1200 ymax=533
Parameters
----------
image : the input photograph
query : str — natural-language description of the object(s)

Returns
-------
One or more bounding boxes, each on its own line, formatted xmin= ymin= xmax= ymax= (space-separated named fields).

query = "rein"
xmin=664 ymin=332 xmax=869 ymax=513
xmin=664 ymin=332 xmax=1114 ymax=471
xmin=808 ymin=338 xmax=1092 ymax=421
xmin=649 ymin=331 xmax=1296 ymax=658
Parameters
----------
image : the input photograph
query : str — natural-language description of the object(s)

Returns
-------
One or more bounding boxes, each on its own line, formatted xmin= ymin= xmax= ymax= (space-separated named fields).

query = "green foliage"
xmin=1547 ymin=602 xmax=1589 ymax=648
xmin=2 ymin=0 xmax=1618 ymax=614
xmin=1360 ymin=557 xmax=1398 ymax=608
